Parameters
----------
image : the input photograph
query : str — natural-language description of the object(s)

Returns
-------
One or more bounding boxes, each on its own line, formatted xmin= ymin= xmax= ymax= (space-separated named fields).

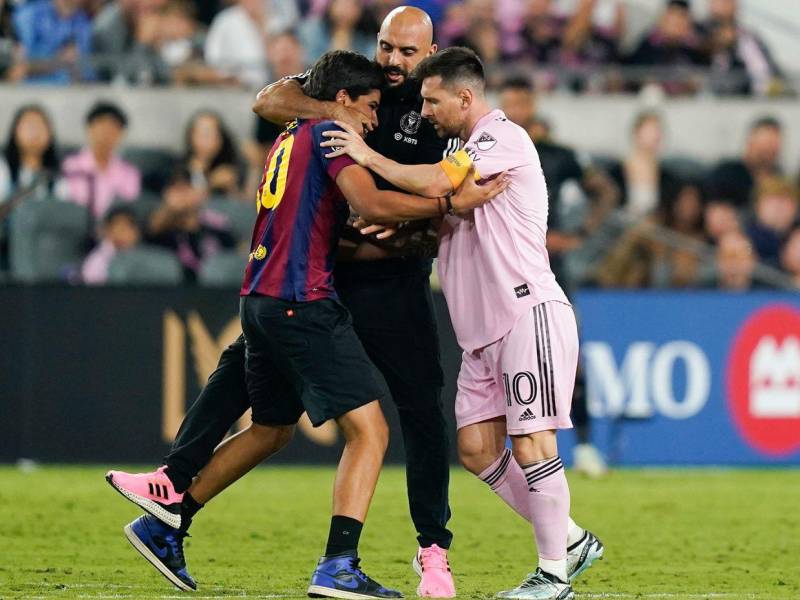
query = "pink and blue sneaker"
xmin=412 ymin=545 xmax=456 ymax=598
xmin=124 ymin=514 xmax=196 ymax=592
xmin=308 ymin=550 xmax=402 ymax=599
xmin=106 ymin=466 xmax=184 ymax=529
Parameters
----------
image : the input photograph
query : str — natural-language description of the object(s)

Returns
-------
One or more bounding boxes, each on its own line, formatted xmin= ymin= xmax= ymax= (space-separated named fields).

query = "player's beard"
xmin=429 ymin=119 xmax=458 ymax=139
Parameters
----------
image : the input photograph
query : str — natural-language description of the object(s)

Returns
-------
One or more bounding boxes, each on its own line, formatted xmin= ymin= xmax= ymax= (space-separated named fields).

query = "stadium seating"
xmin=121 ymin=147 xmax=179 ymax=194
xmin=122 ymin=195 xmax=162 ymax=226
xmin=107 ymin=246 xmax=183 ymax=286
xmin=661 ymin=156 xmax=709 ymax=182
xmin=9 ymin=199 xmax=90 ymax=283
xmin=206 ymin=198 xmax=256 ymax=242
xmin=198 ymin=250 xmax=247 ymax=288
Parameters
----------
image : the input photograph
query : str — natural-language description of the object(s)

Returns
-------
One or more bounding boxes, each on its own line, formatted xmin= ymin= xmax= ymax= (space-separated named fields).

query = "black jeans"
xmin=163 ymin=259 xmax=453 ymax=549
xmin=163 ymin=336 xmax=249 ymax=493
xmin=336 ymin=259 xmax=452 ymax=550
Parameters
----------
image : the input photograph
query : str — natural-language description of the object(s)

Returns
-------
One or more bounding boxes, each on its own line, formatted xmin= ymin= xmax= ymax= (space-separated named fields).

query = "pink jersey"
xmin=437 ymin=109 xmax=569 ymax=352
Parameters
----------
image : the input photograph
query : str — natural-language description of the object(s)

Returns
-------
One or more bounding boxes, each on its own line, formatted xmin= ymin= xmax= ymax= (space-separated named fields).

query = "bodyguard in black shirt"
xmin=253 ymin=9 xmax=458 ymax=583
xmin=120 ymin=6 xmax=459 ymax=597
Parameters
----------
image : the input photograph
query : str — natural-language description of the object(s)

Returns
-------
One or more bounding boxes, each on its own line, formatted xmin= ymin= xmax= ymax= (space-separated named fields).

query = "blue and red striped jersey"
xmin=240 ymin=119 xmax=356 ymax=301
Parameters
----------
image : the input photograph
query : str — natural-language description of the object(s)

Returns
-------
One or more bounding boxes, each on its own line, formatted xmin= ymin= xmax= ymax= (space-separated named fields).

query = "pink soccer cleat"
xmin=106 ymin=466 xmax=184 ymax=529
xmin=412 ymin=544 xmax=456 ymax=598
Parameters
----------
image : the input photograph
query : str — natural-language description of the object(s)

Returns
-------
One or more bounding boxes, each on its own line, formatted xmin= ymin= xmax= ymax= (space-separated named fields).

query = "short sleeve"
xmin=462 ymin=123 xmax=530 ymax=180
xmin=12 ymin=4 xmax=36 ymax=53
xmin=438 ymin=149 xmax=478 ymax=189
xmin=310 ymin=121 xmax=357 ymax=181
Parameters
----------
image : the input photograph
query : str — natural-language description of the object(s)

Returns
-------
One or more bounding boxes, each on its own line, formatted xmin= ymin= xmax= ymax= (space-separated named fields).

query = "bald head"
xmin=376 ymin=5 xmax=436 ymax=87
xmin=381 ymin=6 xmax=433 ymax=45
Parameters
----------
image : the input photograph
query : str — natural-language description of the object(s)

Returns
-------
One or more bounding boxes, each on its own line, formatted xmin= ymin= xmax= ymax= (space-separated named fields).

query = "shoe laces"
xmin=419 ymin=546 xmax=449 ymax=572
xmin=167 ymin=530 xmax=189 ymax=562
xmin=347 ymin=556 xmax=370 ymax=583
xmin=519 ymin=570 xmax=554 ymax=589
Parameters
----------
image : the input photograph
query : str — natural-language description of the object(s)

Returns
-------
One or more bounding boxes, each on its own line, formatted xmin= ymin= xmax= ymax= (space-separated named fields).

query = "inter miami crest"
xmin=400 ymin=111 xmax=422 ymax=135
xmin=475 ymin=131 xmax=497 ymax=151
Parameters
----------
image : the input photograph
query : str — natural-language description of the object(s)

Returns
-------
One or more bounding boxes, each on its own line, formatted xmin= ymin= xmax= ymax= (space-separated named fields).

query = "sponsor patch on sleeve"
xmin=475 ymin=131 xmax=497 ymax=151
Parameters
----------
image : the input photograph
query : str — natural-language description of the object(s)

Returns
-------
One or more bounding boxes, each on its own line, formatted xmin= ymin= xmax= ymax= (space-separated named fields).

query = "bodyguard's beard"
xmin=383 ymin=65 xmax=408 ymax=86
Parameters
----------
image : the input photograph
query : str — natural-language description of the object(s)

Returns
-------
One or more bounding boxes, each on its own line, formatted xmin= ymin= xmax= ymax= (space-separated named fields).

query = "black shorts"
xmin=239 ymin=295 xmax=386 ymax=427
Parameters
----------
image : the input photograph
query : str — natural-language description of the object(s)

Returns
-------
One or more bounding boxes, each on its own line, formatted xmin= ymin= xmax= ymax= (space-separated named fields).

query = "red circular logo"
xmin=726 ymin=304 xmax=800 ymax=457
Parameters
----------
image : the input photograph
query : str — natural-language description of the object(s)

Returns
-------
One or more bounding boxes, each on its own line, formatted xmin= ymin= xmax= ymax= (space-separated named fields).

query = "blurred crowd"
xmin=0 ymin=0 xmax=793 ymax=96
xmin=494 ymin=78 xmax=800 ymax=292
xmin=0 ymin=83 xmax=798 ymax=290
xmin=0 ymin=0 xmax=797 ymax=290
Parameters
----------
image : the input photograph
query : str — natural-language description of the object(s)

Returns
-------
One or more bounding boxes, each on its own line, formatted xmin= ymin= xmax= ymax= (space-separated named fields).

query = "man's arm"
xmin=252 ymin=78 xmax=373 ymax=133
xmin=563 ymin=0 xmax=595 ymax=51
xmin=336 ymin=164 xmax=505 ymax=224
xmin=321 ymin=121 xmax=454 ymax=197
xmin=363 ymin=152 xmax=453 ymax=198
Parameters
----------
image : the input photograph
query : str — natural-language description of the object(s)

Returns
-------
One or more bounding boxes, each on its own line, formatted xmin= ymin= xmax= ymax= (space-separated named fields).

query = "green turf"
xmin=0 ymin=466 xmax=798 ymax=600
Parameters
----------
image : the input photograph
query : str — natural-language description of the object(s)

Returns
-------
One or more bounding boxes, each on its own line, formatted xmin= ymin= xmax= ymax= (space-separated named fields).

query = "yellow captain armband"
xmin=438 ymin=149 xmax=481 ymax=189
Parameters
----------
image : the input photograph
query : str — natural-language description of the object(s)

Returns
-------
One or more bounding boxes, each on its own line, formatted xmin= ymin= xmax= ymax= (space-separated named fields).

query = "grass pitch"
xmin=0 ymin=465 xmax=797 ymax=600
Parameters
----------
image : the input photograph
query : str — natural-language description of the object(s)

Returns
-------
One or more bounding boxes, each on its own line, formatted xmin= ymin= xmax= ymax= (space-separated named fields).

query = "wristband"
xmin=445 ymin=193 xmax=455 ymax=215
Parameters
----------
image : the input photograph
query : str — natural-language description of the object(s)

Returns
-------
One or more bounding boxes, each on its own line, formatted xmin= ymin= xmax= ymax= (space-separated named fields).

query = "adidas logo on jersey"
xmin=514 ymin=283 xmax=531 ymax=298
xmin=519 ymin=408 xmax=536 ymax=421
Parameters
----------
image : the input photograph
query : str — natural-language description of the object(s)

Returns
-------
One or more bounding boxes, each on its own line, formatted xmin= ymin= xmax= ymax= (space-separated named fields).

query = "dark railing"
xmin=2 ymin=47 xmax=798 ymax=96
xmin=576 ymin=208 xmax=797 ymax=291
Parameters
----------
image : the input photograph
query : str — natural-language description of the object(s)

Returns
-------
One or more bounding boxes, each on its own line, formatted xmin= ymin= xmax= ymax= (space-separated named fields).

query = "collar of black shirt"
xmin=381 ymin=77 xmax=422 ymax=105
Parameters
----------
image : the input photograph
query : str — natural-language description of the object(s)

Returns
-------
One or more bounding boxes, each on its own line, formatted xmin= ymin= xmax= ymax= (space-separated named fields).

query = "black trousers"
xmin=163 ymin=336 xmax=249 ymax=493
xmin=163 ymin=258 xmax=453 ymax=549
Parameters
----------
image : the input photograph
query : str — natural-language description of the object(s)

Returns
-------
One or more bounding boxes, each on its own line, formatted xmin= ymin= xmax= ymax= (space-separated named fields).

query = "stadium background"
xmin=1 ymin=0 xmax=799 ymax=468
xmin=1 ymin=1 xmax=799 ymax=599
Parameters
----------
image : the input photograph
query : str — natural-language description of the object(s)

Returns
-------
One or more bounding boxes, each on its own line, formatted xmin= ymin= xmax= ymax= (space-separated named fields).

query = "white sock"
xmin=567 ymin=517 xmax=584 ymax=547
xmin=538 ymin=557 xmax=568 ymax=583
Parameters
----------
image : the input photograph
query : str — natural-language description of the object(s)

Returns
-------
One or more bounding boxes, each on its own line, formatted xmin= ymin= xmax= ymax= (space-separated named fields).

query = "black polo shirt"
xmin=366 ymin=79 xmax=456 ymax=191
xmin=278 ymin=74 xmax=457 ymax=278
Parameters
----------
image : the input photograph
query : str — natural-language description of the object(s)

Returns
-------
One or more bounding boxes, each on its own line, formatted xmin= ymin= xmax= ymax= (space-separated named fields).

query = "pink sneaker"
xmin=412 ymin=544 xmax=456 ymax=598
xmin=106 ymin=466 xmax=184 ymax=529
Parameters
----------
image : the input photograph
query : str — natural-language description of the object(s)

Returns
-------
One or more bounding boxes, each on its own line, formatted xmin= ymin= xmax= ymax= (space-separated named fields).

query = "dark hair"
xmin=183 ymin=110 xmax=239 ymax=172
xmin=667 ymin=0 xmax=690 ymax=10
xmin=3 ymin=104 xmax=58 ymax=188
xmin=660 ymin=177 xmax=705 ymax=229
xmin=750 ymin=116 xmax=782 ymax=133
xmin=500 ymin=76 xmax=534 ymax=93
xmin=412 ymin=47 xmax=485 ymax=89
xmin=103 ymin=204 xmax=138 ymax=226
xmin=323 ymin=0 xmax=377 ymax=37
xmin=86 ymin=101 xmax=128 ymax=128
xmin=302 ymin=50 xmax=384 ymax=102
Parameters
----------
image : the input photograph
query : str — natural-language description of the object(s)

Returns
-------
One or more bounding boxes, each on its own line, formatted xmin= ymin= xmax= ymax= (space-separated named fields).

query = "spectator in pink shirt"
xmin=81 ymin=204 xmax=142 ymax=284
xmin=60 ymin=101 xmax=141 ymax=220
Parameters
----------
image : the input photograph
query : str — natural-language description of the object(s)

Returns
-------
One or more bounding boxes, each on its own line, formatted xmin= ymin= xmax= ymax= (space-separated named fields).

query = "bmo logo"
xmin=726 ymin=304 xmax=800 ymax=456
xmin=584 ymin=341 xmax=711 ymax=419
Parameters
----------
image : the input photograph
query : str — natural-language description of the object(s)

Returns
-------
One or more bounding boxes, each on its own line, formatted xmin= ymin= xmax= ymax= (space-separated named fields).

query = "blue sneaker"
xmin=123 ymin=514 xmax=197 ymax=592
xmin=308 ymin=551 xmax=402 ymax=599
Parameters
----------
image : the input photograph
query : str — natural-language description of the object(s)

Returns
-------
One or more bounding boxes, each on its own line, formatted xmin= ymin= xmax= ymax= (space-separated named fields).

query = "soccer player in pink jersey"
xmin=322 ymin=47 xmax=604 ymax=600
